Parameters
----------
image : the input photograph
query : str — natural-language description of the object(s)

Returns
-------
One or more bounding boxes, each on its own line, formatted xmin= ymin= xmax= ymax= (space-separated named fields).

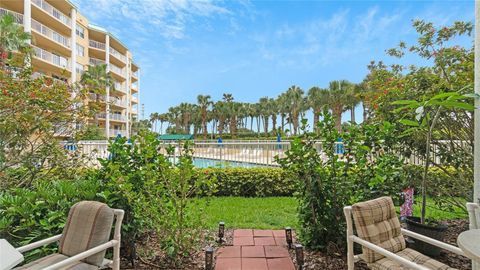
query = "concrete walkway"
xmin=215 ymin=229 xmax=296 ymax=270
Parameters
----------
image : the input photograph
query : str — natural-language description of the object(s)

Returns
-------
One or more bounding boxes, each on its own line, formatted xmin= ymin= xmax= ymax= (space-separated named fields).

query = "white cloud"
xmin=73 ymin=0 xmax=232 ymax=40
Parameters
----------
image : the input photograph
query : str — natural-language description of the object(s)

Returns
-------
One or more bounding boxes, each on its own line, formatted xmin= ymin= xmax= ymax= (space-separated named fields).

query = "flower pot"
xmin=405 ymin=216 xmax=447 ymax=257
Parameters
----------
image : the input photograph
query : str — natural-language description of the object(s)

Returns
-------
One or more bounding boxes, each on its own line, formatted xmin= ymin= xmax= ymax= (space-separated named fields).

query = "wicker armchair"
xmin=14 ymin=201 xmax=124 ymax=270
xmin=344 ymin=197 xmax=466 ymax=270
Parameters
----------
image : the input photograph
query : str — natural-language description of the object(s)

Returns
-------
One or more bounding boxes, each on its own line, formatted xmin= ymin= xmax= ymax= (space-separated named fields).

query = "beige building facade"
xmin=1 ymin=0 xmax=140 ymax=138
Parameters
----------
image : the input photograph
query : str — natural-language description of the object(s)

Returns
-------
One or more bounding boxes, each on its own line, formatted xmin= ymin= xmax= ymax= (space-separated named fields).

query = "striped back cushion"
xmin=59 ymin=201 xmax=114 ymax=267
xmin=351 ymin=197 xmax=406 ymax=263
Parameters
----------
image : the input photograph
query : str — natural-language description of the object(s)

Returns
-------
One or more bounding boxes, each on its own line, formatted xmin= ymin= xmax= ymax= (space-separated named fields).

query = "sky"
xmin=71 ymin=0 xmax=474 ymax=124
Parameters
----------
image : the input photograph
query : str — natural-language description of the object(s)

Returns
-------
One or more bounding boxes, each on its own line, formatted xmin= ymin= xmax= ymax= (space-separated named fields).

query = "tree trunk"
xmin=250 ymin=117 xmax=254 ymax=132
xmin=351 ymin=105 xmax=356 ymax=124
xmin=272 ymin=114 xmax=277 ymax=134
xmin=313 ymin=111 xmax=319 ymax=130
xmin=281 ymin=114 xmax=285 ymax=133
xmin=264 ymin=116 xmax=269 ymax=135
xmin=332 ymin=106 xmax=342 ymax=132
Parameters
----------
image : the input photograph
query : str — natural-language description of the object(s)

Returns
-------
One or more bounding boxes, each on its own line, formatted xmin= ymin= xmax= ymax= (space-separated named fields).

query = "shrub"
xmin=0 ymin=176 xmax=100 ymax=262
xmin=278 ymin=110 xmax=406 ymax=251
xmin=199 ymin=167 xmax=296 ymax=197
xmin=96 ymin=130 xmax=216 ymax=266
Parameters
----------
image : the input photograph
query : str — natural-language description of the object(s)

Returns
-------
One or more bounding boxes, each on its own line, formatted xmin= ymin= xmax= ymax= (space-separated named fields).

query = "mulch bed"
xmin=120 ymin=219 xmax=471 ymax=269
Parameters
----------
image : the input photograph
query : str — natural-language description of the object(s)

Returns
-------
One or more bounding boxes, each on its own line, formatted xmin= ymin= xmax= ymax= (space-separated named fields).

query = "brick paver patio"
xmin=215 ymin=229 xmax=296 ymax=270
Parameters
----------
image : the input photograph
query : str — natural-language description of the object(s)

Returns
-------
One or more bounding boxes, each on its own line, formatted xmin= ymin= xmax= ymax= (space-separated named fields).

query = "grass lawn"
xmin=196 ymin=196 xmax=299 ymax=230
xmin=195 ymin=196 xmax=467 ymax=230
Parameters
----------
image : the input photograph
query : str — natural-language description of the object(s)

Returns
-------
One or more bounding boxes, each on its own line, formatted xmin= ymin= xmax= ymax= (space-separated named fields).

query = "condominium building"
xmin=0 ymin=0 xmax=140 ymax=138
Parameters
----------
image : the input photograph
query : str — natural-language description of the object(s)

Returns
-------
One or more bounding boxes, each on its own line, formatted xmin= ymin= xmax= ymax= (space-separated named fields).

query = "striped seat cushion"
xmin=368 ymin=248 xmax=457 ymax=270
xmin=14 ymin=254 xmax=97 ymax=270
xmin=352 ymin=196 xmax=406 ymax=263
xmin=59 ymin=201 xmax=114 ymax=267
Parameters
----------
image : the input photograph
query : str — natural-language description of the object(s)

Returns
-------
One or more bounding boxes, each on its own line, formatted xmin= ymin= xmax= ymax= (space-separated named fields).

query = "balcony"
xmin=32 ymin=45 xmax=69 ymax=69
xmin=89 ymin=40 xmax=106 ymax=50
xmin=0 ymin=8 xmax=23 ymax=24
xmin=31 ymin=19 xmax=70 ymax=48
xmin=110 ymin=64 xmax=126 ymax=78
xmin=32 ymin=0 xmax=71 ymax=27
xmin=112 ymin=82 xmax=126 ymax=93
xmin=89 ymin=94 xmax=127 ymax=107
xmin=109 ymin=46 xmax=126 ymax=63
xmin=89 ymin=57 xmax=106 ymax=66
xmin=131 ymin=96 xmax=138 ymax=104
xmin=109 ymin=129 xmax=128 ymax=137
xmin=132 ymin=71 xmax=138 ymax=78
xmin=97 ymin=113 xmax=127 ymax=122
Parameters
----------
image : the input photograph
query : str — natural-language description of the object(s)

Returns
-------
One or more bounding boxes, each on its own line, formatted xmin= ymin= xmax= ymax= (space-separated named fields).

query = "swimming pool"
xmin=193 ymin=158 xmax=269 ymax=168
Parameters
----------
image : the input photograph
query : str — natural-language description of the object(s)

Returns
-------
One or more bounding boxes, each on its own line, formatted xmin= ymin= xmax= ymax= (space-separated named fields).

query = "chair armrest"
xmin=41 ymin=240 xmax=118 ymax=270
xmin=401 ymin=229 xmax=465 ymax=256
xmin=16 ymin=234 xmax=62 ymax=253
xmin=350 ymin=235 xmax=431 ymax=270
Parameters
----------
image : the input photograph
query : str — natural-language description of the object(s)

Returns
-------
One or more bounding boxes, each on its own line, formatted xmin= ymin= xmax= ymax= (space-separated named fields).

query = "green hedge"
xmin=199 ymin=167 xmax=297 ymax=197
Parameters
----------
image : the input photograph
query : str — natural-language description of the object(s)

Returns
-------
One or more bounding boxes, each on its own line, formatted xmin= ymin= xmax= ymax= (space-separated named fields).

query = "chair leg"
xmin=344 ymin=207 xmax=355 ymax=270
xmin=112 ymin=242 xmax=120 ymax=270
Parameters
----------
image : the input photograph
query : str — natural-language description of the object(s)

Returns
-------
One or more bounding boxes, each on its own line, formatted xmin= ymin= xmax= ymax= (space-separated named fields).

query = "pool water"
xmin=193 ymin=158 xmax=264 ymax=168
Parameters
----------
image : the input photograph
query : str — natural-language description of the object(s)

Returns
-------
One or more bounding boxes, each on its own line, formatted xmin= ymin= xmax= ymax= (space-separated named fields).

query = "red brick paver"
xmin=215 ymin=229 xmax=295 ymax=270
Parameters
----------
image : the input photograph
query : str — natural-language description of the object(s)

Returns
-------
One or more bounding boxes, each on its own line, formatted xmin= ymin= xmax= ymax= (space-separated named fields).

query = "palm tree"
xmin=269 ymin=98 xmax=278 ymax=134
xmin=345 ymin=83 xmax=361 ymax=124
xmin=80 ymin=64 xmax=114 ymax=126
xmin=285 ymin=85 xmax=304 ymax=135
xmin=149 ymin=112 xmax=158 ymax=132
xmin=327 ymin=80 xmax=352 ymax=132
xmin=307 ymin=86 xmax=329 ymax=129
xmin=0 ymin=14 xmax=31 ymax=68
xmin=258 ymin=97 xmax=270 ymax=135
xmin=277 ymin=93 xmax=288 ymax=133
xmin=197 ymin=95 xmax=212 ymax=139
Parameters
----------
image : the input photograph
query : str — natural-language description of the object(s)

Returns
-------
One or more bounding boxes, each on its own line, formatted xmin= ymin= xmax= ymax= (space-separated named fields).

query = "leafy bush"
xmin=0 ymin=176 xmax=100 ymax=262
xmin=278 ymin=110 xmax=406 ymax=251
xmin=199 ymin=167 xmax=296 ymax=197
xmin=96 ymin=130 xmax=216 ymax=266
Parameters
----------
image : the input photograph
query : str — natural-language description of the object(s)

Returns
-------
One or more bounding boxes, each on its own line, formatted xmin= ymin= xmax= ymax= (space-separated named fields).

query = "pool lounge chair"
xmin=344 ymin=197 xmax=465 ymax=270
xmin=15 ymin=201 xmax=124 ymax=270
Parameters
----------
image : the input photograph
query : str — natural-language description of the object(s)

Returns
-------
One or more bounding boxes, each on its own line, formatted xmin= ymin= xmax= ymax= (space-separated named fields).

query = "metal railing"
xmin=131 ymin=96 xmax=138 ymax=103
xmin=59 ymin=140 xmax=448 ymax=168
xmin=0 ymin=8 xmax=24 ymax=24
xmin=132 ymin=71 xmax=138 ymax=78
xmin=89 ymin=57 xmax=105 ymax=66
xmin=109 ymin=46 xmax=126 ymax=62
xmin=110 ymin=64 xmax=125 ymax=77
xmin=110 ymin=129 xmax=128 ymax=137
xmin=97 ymin=113 xmax=127 ymax=122
xmin=89 ymin=40 xmax=106 ymax=50
xmin=32 ymin=0 xmax=71 ymax=26
xmin=113 ymin=82 xmax=126 ymax=93
xmin=32 ymin=45 xmax=69 ymax=69
xmin=31 ymin=19 xmax=70 ymax=47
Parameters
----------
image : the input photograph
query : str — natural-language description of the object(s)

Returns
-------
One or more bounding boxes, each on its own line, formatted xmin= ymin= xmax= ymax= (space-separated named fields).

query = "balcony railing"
xmin=89 ymin=94 xmax=127 ymax=107
xmin=109 ymin=46 xmax=126 ymax=62
xmin=32 ymin=0 xmax=71 ymax=26
xmin=132 ymin=71 xmax=138 ymax=78
xmin=110 ymin=129 xmax=128 ymax=137
xmin=97 ymin=113 xmax=126 ymax=122
xmin=0 ymin=8 xmax=24 ymax=24
xmin=31 ymin=19 xmax=70 ymax=47
xmin=32 ymin=45 xmax=69 ymax=69
xmin=89 ymin=40 xmax=105 ymax=50
xmin=110 ymin=64 xmax=125 ymax=77
xmin=131 ymin=96 xmax=138 ymax=103
xmin=89 ymin=57 xmax=105 ymax=66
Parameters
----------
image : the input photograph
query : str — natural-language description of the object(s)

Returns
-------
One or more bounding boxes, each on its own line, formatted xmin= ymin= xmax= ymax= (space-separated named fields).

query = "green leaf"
xmin=399 ymin=119 xmax=419 ymax=127
xmin=430 ymin=92 xmax=458 ymax=100
xmin=392 ymin=100 xmax=419 ymax=105
xmin=440 ymin=101 xmax=475 ymax=110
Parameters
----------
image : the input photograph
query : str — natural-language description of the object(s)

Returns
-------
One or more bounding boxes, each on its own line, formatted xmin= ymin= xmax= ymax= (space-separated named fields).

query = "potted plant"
xmin=393 ymin=91 xmax=474 ymax=256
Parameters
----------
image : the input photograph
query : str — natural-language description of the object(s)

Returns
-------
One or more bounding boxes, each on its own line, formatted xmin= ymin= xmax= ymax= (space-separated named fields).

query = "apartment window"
xmin=76 ymin=43 xmax=85 ymax=57
xmin=75 ymin=62 xmax=84 ymax=75
xmin=76 ymin=24 xmax=85 ymax=38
